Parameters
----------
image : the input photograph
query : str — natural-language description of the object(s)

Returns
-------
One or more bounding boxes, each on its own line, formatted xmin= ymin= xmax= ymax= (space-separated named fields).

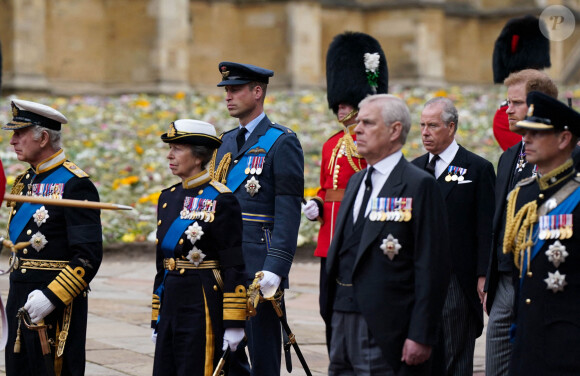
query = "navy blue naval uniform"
xmin=151 ymin=170 xmax=247 ymax=376
xmin=214 ymin=61 xmax=304 ymax=376
xmin=5 ymin=151 xmax=103 ymax=376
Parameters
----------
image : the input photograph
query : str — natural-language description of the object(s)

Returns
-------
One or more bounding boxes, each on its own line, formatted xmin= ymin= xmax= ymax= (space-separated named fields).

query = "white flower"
xmin=364 ymin=53 xmax=380 ymax=73
xmin=185 ymin=222 xmax=204 ymax=244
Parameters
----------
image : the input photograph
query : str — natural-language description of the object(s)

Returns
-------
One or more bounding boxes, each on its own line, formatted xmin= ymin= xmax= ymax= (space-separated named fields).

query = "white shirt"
xmin=353 ymin=150 xmax=403 ymax=221
xmin=429 ymin=139 xmax=459 ymax=179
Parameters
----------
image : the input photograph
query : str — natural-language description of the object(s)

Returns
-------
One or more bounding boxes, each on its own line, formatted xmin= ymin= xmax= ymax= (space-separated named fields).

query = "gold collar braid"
xmin=328 ymin=114 xmax=364 ymax=175
xmin=503 ymin=186 xmax=538 ymax=277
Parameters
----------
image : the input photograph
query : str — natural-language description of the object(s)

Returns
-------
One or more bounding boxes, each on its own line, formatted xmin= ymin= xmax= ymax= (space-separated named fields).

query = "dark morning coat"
xmin=413 ymin=145 xmax=495 ymax=335
xmin=326 ymin=156 xmax=451 ymax=375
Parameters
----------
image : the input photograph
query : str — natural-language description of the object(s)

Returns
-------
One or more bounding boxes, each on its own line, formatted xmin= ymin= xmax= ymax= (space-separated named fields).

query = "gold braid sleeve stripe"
xmin=203 ymin=288 xmax=215 ymax=375
xmin=47 ymin=266 xmax=88 ymax=305
xmin=223 ymin=285 xmax=247 ymax=321
xmin=152 ymin=294 xmax=160 ymax=321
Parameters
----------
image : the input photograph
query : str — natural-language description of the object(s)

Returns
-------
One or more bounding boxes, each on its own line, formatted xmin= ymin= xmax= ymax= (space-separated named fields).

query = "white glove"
xmin=23 ymin=290 xmax=56 ymax=324
xmin=222 ymin=327 xmax=245 ymax=351
xmin=151 ymin=329 xmax=157 ymax=345
xmin=302 ymin=200 xmax=319 ymax=221
xmin=260 ymin=271 xmax=281 ymax=298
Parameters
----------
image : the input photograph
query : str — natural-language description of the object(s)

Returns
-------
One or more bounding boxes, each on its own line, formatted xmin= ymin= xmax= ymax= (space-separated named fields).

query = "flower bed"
xmin=0 ymin=85 xmax=514 ymax=246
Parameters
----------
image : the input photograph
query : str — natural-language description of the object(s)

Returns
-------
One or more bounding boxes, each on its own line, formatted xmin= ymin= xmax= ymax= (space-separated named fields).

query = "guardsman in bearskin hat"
xmin=2 ymin=99 xmax=103 ymax=375
xmin=151 ymin=119 xmax=247 ymax=375
xmin=492 ymin=15 xmax=551 ymax=151
xmin=302 ymin=31 xmax=388 ymax=351
xmin=503 ymin=91 xmax=580 ymax=374
xmin=212 ymin=62 xmax=304 ymax=376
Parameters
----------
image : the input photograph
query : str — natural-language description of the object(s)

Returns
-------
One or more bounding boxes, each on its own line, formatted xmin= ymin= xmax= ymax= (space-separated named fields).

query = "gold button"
xmin=179 ymin=239 xmax=184 ymax=245
xmin=234 ymin=160 xmax=238 ymax=164
xmin=198 ymin=190 xmax=203 ymax=195
xmin=539 ymin=193 xmax=544 ymax=199
xmin=26 ymin=229 xmax=32 ymax=235
xmin=21 ymin=269 xmax=27 ymax=274
xmin=155 ymin=239 xmax=158 ymax=245
xmin=213 ymin=285 xmax=218 ymax=291
xmin=23 ymin=249 xmax=28 ymax=255
xmin=526 ymin=299 xmax=531 ymax=304
xmin=83 ymin=291 xmax=87 ymax=297
xmin=163 ymin=203 xmax=167 ymax=208
xmin=158 ymin=220 xmax=162 ymax=226
xmin=171 ymin=187 xmax=176 ymax=192
xmin=180 ymin=269 xmax=185 ymax=274
xmin=26 ymin=174 xmax=30 ymax=179
xmin=12 ymin=210 xmax=16 ymax=215
xmin=527 ymin=272 xmax=533 ymax=277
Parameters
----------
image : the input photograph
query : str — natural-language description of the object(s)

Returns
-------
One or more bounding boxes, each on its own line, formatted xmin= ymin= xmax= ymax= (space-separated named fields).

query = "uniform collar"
xmin=537 ymin=159 xmax=575 ymax=191
xmin=239 ymin=112 xmax=265 ymax=137
xmin=34 ymin=149 xmax=66 ymax=174
xmin=182 ymin=169 xmax=211 ymax=190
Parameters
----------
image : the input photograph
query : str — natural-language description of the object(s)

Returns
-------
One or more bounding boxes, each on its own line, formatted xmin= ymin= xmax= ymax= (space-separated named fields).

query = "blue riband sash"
xmin=521 ymin=186 xmax=580 ymax=279
xmin=9 ymin=167 xmax=74 ymax=241
xmin=226 ymin=128 xmax=284 ymax=193
xmin=155 ymin=184 xmax=220 ymax=325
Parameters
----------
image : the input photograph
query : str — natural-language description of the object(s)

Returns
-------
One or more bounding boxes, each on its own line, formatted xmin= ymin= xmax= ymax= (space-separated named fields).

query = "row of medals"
xmin=180 ymin=198 xmax=216 ymax=222
xmin=538 ymin=214 xmax=573 ymax=240
xmin=444 ymin=166 xmax=467 ymax=182
xmin=369 ymin=209 xmax=412 ymax=222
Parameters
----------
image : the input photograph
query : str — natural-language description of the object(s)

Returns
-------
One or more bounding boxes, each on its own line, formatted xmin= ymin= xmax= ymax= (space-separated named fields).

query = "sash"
xmin=522 ymin=186 xmax=580 ymax=280
xmin=154 ymin=184 xmax=220 ymax=326
xmin=9 ymin=167 xmax=74 ymax=241
xmin=226 ymin=127 xmax=284 ymax=193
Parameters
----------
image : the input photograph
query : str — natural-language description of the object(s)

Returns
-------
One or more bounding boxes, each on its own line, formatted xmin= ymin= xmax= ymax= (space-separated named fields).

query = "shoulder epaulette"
xmin=516 ymin=176 xmax=535 ymax=187
xmin=222 ymin=128 xmax=237 ymax=137
xmin=210 ymin=180 xmax=231 ymax=194
xmin=63 ymin=161 xmax=89 ymax=178
xmin=161 ymin=183 xmax=180 ymax=193
xmin=270 ymin=122 xmax=294 ymax=135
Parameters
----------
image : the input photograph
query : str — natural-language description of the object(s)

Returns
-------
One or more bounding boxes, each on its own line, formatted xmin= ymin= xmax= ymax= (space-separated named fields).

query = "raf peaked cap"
xmin=3 ymin=99 xmax=68 ymax=131
xmin=217 ymin=62 xmax=274 ymax=87
xmin=161 ymin=119 xmax=222 ymax=148
xmin=517 ymin=91 xmax=580 ymax=137
xmin=492 ymin=15 xmax=551 ymax=84
xmin=326 ymin=31 xmax=389 ymax=114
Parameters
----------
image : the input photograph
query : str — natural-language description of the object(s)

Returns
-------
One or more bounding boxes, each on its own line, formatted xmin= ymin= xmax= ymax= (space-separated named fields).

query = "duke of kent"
xmin=503 ymin=91 xmax=580 ymax=374
xmin=212 ymin=62 xmax=304 ymax=375
xmin=2 ymin=99 xmax=103 ymax=376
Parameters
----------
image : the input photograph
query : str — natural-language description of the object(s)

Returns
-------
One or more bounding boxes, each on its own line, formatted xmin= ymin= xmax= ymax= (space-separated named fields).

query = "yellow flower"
xmin=121 ymin=233 xmax=137 ymax=242
xmin=300 ymin=94 xmax=315 ymax=104
xmin=194 ymin=107 xmax=206 ymax=116
xmin=174 ymin=91 xmax=186 ymax=100
xmin=134 ymin=98 xmax=150 ymax=108
xmin=138 ymin=191 xmax=161 ymax=204
xmin=433 ymin=89 xmax=448 ymax=98
xmin=304 ymin=187 xmax=319 ymax=198
xmin=135 ymin=144 xmax=144 ymax=155
xmin=7 ymin=176 xmax=15 ymax=185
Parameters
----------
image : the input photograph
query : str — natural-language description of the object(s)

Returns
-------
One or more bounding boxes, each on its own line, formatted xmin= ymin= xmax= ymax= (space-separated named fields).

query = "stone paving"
xmin=0 ymin=252 xmax=486 ymax=375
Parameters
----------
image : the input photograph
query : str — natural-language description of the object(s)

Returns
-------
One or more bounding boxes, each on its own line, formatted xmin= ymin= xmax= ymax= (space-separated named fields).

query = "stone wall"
xmin=0 ymin=0 xmax=578 ymax=94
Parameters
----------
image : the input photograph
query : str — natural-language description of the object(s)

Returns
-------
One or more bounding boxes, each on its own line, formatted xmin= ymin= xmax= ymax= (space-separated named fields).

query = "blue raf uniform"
xmin=503 ymin=92 xmax=580 ymax=375
xmin=213 ymin=62 xmax=304 ymax=376
xmin=2 ymin=99 xmax=103 ymax=376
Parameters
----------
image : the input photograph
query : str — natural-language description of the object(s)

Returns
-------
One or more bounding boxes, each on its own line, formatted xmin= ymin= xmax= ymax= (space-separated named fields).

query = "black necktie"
xmin=426 ymin=154 xmax=439 ymax=176
xmin=355 ymin=166 xmax=374 ymax=225
xmin=236 ymin=127 xmax=248 ymax=151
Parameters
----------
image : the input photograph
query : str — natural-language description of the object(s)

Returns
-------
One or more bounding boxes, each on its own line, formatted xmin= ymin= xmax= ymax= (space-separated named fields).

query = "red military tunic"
xmin=493 ymin=104 xmax=521 ymax=151
xmin=312 ymin=124 xmax=366 ymax=257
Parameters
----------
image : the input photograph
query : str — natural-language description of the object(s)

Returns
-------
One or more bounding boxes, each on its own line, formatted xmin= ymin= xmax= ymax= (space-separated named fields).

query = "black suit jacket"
xmin=413 ymin=145 xmax=495 ymax=334
xmin=326 ymin=156 xmax=451 ymax=375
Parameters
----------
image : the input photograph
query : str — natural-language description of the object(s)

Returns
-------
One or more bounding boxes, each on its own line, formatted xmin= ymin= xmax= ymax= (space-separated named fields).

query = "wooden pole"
xmin=4 ymin=193 xmax=133 ymax=211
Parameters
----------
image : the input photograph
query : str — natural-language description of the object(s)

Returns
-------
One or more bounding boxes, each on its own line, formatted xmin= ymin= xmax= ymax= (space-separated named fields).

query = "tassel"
xmin=13 ymin=318 xmax=21 ymax=353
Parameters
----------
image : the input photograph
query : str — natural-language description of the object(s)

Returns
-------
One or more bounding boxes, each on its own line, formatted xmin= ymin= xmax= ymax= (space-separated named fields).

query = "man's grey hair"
xmin=30 ymin=125 xmax=62 ymax=150
xmin=424 ymin=97 xmax=458 ymax=133
xmin=359 ymin=94 xmax=411 ymax=144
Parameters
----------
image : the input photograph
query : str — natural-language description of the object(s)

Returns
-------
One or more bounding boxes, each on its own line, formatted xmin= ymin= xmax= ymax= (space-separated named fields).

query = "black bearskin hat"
xmin=326 ymin=31 xmax=388 ymax=114
xmin=492 ymin=15 xmax=551 ymax=84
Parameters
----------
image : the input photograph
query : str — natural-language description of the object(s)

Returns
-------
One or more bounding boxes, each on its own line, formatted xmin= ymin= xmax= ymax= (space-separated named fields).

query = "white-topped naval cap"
xmin=3 ymin=99 xmax=68 ymax=131
xmin=161 ymin=119 xmax=222 ymax=148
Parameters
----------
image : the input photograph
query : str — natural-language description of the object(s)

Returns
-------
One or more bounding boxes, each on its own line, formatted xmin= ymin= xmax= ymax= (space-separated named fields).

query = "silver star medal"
xmin=187 ymin=247 xmax=206 ymax=267
xmin=544 ymin=270 xmax=567 ymax=293
xmin=185 ymin=222 xmax=204 ymax=245
xmin=33 ymin=206 xmax=49 ymax=227
xmin=30 ymin=232 xmax=48 ymax=252
xmin=380 ymin=234 xmax=401 ymax=260
xmin=545 ymin=240 xmax=569 ymax=267
xmin=245 ymin=176 xmax=261 ymax=197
